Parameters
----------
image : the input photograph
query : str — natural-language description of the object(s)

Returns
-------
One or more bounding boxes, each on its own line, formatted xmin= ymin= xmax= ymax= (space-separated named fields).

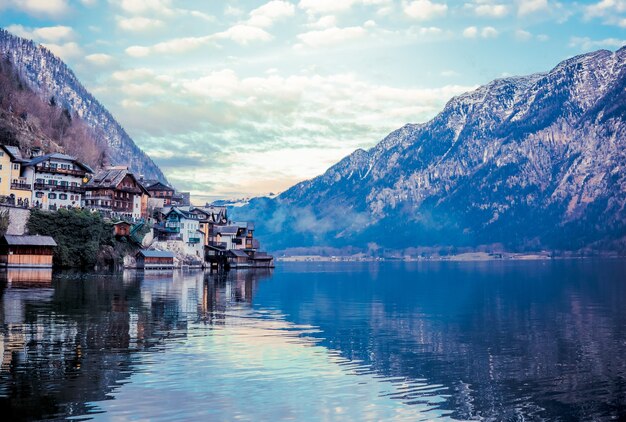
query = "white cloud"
xmin=481 ymin=26 xmax=498 ymax=38
xmin=297 ymin=26 xmax=367 ymax=48
xmin=125 ymin=25 xmax=273 ymax=57
xmin=96 ymin=67 xmax=474 ymax=197
xmin=584 ymin=0 xmax=626 ymax=26
xmin=2 ymin=0 xmax=70 ymax=17
xmin=116 ymin=16 xmax=164 ymax=31
xmin=517 ymin=0 xmax=548 ymax=16
xmin=6 ymin=25 xmax=76 ymax=43
xmin=306 ymin=15 xmax=338 ymax=29
xmin=298 ymin=0 xmax=392 ymax=15
xmin=474 ymin=3 xmax=509 ymax=18
xmin=216 ymin=25 xmax=273 ymax=45
xmin=80 ymin=0 xmax=97 ymax=6
xmin=403 ymin=0 xmax=448 ymax=20
xmin=515 ymin=29 xmax=532 ymax=41
xmin=110 ymin=0 xmax=174 ymax=15
xmin=85 ymin=53 xmax=114 ymax=65
xmin=462 ymin=26 xmax=478 ymax=38
xmin=462 ymin=25 xmax=497 ymax=38
xmin=247 ymin=0 xmax=296 ymax=28
xmin=569 ymin=36 xmax=626 ymax=50
xmin=42 ymin=42 xmax=83 ymax=61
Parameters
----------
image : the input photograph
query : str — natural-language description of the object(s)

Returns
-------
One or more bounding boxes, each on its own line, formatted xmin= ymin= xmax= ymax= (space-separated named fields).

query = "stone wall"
xmin=1 ymin=205 xmax=31 ymax=235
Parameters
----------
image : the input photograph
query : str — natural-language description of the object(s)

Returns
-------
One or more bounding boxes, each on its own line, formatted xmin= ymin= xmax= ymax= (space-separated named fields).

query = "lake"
xmin=1 ymin=260 xmax=625 ymax=421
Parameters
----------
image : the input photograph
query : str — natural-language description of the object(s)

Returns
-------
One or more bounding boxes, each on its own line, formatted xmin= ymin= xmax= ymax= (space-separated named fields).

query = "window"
xmin=48 ymin=193 xmax=56 ymax=199
xmin=13 ymin=163 xmax=19 ymax=170
xmin=36 ymin=192 xmax=44 ymax=198
xmin=0 ymin=165 xmax=2 ymax=170
xmin=0 ymin=152 xmax=3 ymax=156
xmin=59 ymin=194 xmax=67 ymax=200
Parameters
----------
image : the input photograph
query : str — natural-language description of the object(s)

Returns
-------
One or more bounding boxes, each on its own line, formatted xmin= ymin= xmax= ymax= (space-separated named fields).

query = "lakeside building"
xmin=21 ymin=150 xmax=94 ymax=211
xmin=135 ymin=250 xmax=175 ymax=269
xmin=84 ymin=167 xmax=151 ymax=220
xmin=144 ymin=181 xmax=175 ymax=206
xmin=0 ymin=145 xmax=31 ymax=207
xmin=0 ymin=235 xmax=57 ymax=268
xmin=154 ymin=207 xmax=204 ymax=258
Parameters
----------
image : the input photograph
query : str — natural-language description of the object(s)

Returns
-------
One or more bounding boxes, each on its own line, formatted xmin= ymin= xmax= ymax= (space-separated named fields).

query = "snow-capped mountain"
xmin=235 ymin=47 xmax=626 ymax=252
xmin=0 ymin=28 xmax=167 ymax=182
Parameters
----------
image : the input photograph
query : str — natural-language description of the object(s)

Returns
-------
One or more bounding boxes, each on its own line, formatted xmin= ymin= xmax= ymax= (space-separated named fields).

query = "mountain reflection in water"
xmin=0 ymin=261 xmax=625 ymax=421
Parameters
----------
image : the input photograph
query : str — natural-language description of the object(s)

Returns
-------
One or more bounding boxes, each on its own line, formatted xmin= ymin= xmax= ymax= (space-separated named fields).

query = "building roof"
xmin=137 ymin=250 xmax=175 ymax=258
xmin=215 ymin=225 xmax=239 ymax=236
xmin=86 ymin=168 xmax=149 ymax=194
xmin=1 ymin=235 xmax=57 ymax=247
xmin=145 ymin=181 xmax=175 ymax=192
xmin=25 ymin=153 xmax=94 ymax=173
xmin=113 ymin=221 xmax=132 ymax=226
xmin=229 ymin=249 xmax=249 ymax=258
xmin=0 ymin=145 xmax=24 ymax=161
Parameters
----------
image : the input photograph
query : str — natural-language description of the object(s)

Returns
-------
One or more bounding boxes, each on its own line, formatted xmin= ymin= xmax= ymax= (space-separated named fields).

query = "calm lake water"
xmin=1 ymin=260 xmax=626 ymax=421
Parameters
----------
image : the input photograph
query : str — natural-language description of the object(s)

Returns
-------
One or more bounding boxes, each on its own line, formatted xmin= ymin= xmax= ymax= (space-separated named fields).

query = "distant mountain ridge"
xmin=234 ymin=47 xmax=626 ymax=253
xmin=0 ymin=28 xmax=167 ymax=182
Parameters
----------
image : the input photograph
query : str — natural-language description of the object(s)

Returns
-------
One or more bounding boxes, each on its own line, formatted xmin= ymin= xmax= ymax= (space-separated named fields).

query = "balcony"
xmin=35 ymin=165 xmax=86 ymax=177
xmin=34 ymin=183 xmax=85 ymax=194
xmin=11 ymin=182 xmax=32 ymax=191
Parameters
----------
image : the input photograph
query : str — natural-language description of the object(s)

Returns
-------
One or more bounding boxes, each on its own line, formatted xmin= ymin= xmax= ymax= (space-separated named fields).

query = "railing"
xmin=10 ymin=182 xmax=32 ymax=191
xmin=34 ymin=183 xmax=85 ymax=193
xmin=36 ymin=165 xmax=86 ymax=177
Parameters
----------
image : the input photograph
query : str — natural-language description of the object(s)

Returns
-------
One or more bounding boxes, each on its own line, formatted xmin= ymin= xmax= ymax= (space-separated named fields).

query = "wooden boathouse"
xmin=136 ymin=250 xmax=175 ymax=269
xmin=0 ymin=235 xmax=57 ymax=268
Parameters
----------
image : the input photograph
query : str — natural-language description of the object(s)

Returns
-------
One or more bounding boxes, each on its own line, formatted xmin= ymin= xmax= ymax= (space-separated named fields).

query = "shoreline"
xmin=277 ymin=251 xmax=624 ymax=263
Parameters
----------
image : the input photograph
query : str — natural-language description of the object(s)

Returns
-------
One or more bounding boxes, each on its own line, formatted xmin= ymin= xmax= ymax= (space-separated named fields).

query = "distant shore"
xmin=277 ymin=251 xmax=623 ymax=263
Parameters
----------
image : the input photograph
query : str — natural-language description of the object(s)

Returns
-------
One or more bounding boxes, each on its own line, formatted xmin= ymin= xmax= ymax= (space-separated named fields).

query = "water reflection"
xmin=0 ymin=261 xmax=625 ymax=420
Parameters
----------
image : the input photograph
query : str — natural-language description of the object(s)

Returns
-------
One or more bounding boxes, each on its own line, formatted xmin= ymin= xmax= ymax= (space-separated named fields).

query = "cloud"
xmin=110 ymin=0 xmax=174 ymax=15
xmin=462 ymin=26 xmax=478 ymax=38
xmin=481 ymin=26 xmax=498 ymax=38
xmin=247 ymin=0 xmax=296 ymax=28
xmin=94 ymin=67 xmax=474 ymax=197
xmin=517 ymin=0 xmax=548 ymax=16
xmin=85 ymin=53 xmax=115 ymax=66
xmin=306 ymin=15 xmax=338 ymax=29
xmin=403 ymin=0 xmax=448 ymax=20
xmin=569 ymin=36 xmax=626 ymax=50
xmin=6 ymin=25 xmax=77 ymax=46
xmin=42 ymin=42 xmax=83 ymax=61
xmin=514 ymin=29 xmax=532 ymax=41
xmin=1 ymin=0 xmax=70 ymax=17
xmin=125 ymin=25 xmax=273 ymax=56
xmin=584 ymin=0 xmax=626 ymax=27
xmin=469 ymin=2 xmax=509 ymax=18
xmin=116 ymin=16 xmax=164 ymax=31
xmin=462 ymin=25 xmax=498 ymax=38
xmin=296 ymin=26 xmax=367 ymax=48
xmin=298 ymin=0 xmax=391 ymax=15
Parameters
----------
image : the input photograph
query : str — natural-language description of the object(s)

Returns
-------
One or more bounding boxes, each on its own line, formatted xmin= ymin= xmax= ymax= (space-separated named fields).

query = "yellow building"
xmin=0 ymin=145 xmax=31 ymax=206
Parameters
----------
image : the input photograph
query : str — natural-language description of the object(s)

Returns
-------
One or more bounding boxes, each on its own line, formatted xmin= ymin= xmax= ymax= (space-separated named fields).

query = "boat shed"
xmin=136 ymin=250 xmax=175 ymax=269
xmin=0 ymin=235 xmax=57 ymax=268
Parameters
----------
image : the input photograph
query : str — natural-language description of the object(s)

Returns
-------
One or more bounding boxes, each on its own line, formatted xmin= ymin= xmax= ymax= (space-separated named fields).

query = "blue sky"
xmin=0 ymin=0 xmax=624 ymax=201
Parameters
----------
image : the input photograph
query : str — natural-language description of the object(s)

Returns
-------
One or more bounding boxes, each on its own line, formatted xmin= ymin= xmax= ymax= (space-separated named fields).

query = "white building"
xmin=21 ymin=152 xmax=94 ymax=211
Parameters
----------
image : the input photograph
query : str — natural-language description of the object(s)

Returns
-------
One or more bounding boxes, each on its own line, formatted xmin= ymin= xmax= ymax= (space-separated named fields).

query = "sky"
xmin=0 ymin=0 xmax=625 ymax=202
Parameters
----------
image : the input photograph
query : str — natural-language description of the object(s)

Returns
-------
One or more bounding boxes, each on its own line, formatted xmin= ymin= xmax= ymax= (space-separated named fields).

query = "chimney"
xmin=30 ymin=147 xmax=43 ymax=158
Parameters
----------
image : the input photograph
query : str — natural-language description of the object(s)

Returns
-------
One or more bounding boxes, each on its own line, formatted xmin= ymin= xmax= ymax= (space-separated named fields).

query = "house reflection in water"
xmin=0 ymin=268 xmax=272 ymax=420
xmin=0 ymin=267 xmax=53 ymax=288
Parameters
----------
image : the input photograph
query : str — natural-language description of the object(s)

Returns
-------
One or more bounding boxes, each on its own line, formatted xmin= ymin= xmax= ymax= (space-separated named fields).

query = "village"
xmin=0 ymin=144 xmax=273 ymax=270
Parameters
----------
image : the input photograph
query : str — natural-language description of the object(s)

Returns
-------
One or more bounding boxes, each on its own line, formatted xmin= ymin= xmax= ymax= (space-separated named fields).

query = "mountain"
xmin=233 ymin=47 xmax=626 ymax=253
xmin=0 ymin=28 xmax=167 ymax=182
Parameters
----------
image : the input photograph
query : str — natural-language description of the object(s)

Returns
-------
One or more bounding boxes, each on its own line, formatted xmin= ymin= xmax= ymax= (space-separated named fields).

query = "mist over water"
xmin=1 ymin=260 xmax=625 ymax=420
